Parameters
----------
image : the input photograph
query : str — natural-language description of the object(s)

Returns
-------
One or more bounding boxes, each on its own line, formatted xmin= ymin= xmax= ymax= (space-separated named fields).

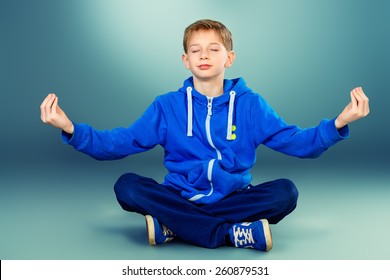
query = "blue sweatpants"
xmin=114 ymin=173 xmax=298 ymax=249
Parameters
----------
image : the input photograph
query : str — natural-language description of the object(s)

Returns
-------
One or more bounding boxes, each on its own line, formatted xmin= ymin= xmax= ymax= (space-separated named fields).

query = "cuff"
xmin=321 ymin=118 xmax=350 ymax=146
xmin=61 ymin=121 xmax=84 ymax=146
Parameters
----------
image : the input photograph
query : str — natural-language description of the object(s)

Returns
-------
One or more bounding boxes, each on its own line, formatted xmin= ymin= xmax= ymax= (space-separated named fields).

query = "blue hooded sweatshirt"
xmin=62 ymin=77 xmax=349 ymax=204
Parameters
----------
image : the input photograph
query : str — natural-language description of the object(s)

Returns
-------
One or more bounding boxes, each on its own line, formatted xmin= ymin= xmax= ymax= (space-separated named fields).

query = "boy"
xmin=40 ymin=19 xmax=369 ymax=252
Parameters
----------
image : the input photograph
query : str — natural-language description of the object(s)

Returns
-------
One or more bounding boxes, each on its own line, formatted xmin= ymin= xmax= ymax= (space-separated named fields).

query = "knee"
xmin=114 ymin=172 xmax=138 ymax=195
xmin=113 ymin=172 xmax=148 ymax=200
xmin=114 ymin=173 xmax=151 ymax=212
xmin=274 ymin=178 xmax=299 ymax=208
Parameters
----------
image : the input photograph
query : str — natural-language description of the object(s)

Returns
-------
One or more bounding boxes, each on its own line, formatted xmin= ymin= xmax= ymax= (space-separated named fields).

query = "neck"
xmin=193 ymin=76 xmax=224 ymax=97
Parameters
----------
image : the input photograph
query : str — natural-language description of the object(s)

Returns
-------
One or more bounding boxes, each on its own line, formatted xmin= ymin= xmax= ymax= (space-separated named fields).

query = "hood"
xmin=179 ymin=76 xmax=250 ymax=140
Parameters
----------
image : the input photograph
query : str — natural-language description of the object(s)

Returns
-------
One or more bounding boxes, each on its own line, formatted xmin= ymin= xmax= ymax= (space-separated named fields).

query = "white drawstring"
xmin=186 ymin=87 xmax=193 ymax=137
xmin=187 ymin=88 xmax=236 ymax=140
xmin=226 ymin=91 xmax=236 ymax=140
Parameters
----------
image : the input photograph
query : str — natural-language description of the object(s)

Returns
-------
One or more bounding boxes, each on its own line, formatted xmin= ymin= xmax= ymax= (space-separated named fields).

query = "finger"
xmin=354 ymin=87 xmax=365 ymax=101
xmin=352 ymin=89 xmax=365 ymax=116
xmin=41 ymin=94 xmax=54 ymax=122
xmin=40 ymin=94 xmax=52 ymax=109
xmin=40 ymin=94 xmax=53 ymax=121
xmin=364 ymin=94 xmax=370 ymax=116
xmin=357 ymin=87 xmax=370 ymax=115
xmin=352 ymin=88 xmax=368 ymax=117
xmin=354 ymin=87 xmax=369 ymax=103
xmin=44 ymin=94 xmax=56 ymax=122
xmin=52 ymin=96 xmax=59 ymax=114
xmin=350 ymin=90 xmax=358 ymax=113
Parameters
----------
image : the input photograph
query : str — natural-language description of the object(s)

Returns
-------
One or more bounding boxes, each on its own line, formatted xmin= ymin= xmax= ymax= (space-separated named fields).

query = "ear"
xmin=224 ymin=51 xmax=236 ymax=68
xmin=182 ymin=53 xmax=190 ymax=69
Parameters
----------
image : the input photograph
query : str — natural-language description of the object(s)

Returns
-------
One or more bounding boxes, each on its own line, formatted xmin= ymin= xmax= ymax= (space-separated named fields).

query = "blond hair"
xmin=183 ymin=19 xmax=233 ymax=53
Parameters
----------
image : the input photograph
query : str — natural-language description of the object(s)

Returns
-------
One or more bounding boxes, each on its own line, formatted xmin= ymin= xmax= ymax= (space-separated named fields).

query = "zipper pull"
xmin=207 ymin=97 xmax=213 ymax=116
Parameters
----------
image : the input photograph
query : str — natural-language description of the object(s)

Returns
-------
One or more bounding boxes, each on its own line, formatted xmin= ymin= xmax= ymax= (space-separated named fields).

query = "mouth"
xmin=198 ymin=64 xmax=212 ymax=70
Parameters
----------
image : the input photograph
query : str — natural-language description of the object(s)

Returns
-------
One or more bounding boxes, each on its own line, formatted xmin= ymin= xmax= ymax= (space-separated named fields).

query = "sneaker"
xmin=229 ymin=219 xmax=272 ymax=251
xmin=145 ymin=215 xmax=175 ymax=245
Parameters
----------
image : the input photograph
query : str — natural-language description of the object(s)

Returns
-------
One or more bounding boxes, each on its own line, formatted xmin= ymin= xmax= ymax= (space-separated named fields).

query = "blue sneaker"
xmin=229 ymin=219 xmax=272 ymax=251
xmin=145 ymin=215 xmax=175 ymax=245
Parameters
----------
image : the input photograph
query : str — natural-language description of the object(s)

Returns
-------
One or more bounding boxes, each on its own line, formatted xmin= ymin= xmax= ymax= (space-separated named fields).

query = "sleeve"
xmin=252 ymin=94 xmax=349 ymax=158
xmin=61 ymin=99 xmax=167 ymax=160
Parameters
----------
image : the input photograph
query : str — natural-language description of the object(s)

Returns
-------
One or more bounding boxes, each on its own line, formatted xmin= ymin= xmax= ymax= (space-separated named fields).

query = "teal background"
xmin=1 ymin=0 xmax=389 ymax=259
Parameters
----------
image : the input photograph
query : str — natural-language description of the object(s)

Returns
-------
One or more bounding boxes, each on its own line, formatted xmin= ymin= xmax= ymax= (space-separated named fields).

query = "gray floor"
xmin=1 ymin=159 xmax=389 ymax=260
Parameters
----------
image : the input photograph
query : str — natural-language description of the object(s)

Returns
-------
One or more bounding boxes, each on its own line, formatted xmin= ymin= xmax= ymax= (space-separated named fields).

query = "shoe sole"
xmin=145 ymin=215 xmax=156 ymax=246
xmin=260 ymin=219 xmax=273 ymax=252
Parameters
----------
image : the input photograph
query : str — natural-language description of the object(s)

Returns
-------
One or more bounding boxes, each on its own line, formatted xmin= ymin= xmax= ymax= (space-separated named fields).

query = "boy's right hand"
xmin=40 ymin=93 xmax=74 ymax=134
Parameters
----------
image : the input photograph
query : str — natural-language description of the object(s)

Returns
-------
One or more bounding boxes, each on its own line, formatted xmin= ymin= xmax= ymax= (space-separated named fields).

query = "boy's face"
xmin=182 ymin=30 xmax=235 ymax=82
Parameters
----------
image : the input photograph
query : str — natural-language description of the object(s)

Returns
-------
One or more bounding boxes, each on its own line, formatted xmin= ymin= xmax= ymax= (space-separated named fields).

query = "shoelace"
xmin=233 ymin=223 xmax=255 ymax=247
xmin=162 ymin=224 xmax=174 ymax=237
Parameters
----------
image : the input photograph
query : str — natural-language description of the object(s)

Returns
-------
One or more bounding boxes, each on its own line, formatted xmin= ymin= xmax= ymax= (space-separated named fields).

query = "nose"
xmin=200 ymin=50 xmax=209 ymax=60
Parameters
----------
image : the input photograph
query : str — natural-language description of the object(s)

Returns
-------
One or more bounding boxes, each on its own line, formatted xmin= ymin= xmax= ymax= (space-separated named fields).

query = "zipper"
xmin=202 ymin=97 xmax=222 ymax=200
xmin=189 ymin=97 xmax=223 ymax=202
xmin=206 ymin=97 xmax=222 ymax=160
xmin=189 ymin=97 xmax=222 ymax=201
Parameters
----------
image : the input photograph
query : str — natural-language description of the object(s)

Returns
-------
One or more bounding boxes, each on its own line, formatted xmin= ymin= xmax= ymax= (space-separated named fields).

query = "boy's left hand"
xmin=335 ymin=87 xmax=369 ymax=129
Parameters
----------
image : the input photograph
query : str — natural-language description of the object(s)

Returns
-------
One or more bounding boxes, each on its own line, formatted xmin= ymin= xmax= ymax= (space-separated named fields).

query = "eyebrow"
xmin=189 ymin=42 xmax=222 ymax=48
